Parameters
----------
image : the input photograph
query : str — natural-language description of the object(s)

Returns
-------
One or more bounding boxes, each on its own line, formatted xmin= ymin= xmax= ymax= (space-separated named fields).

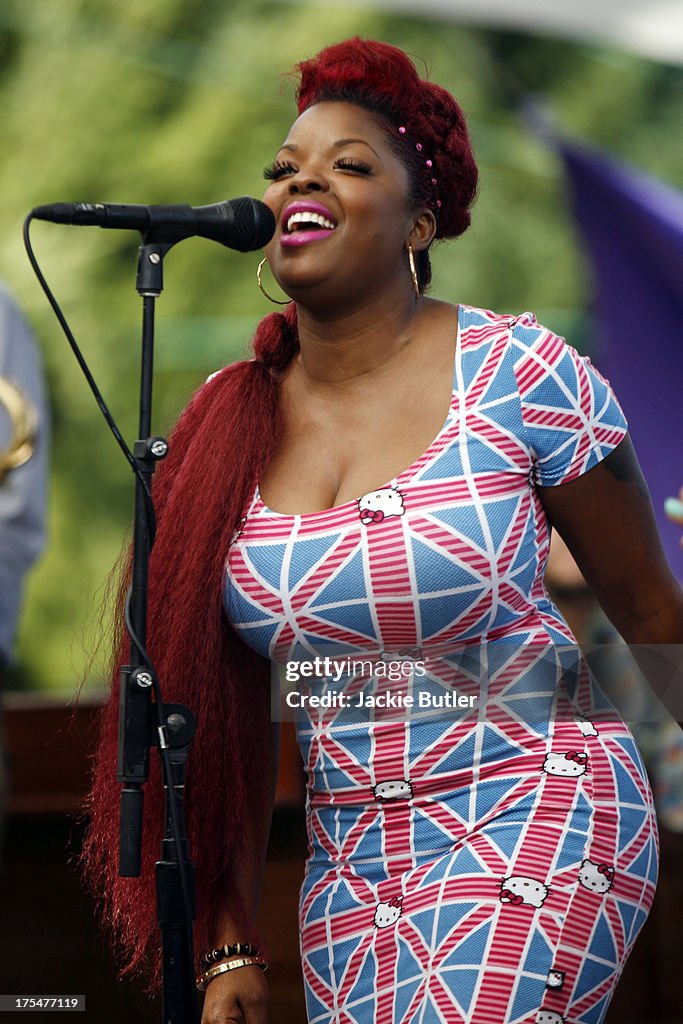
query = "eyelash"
xmin=263 ymin=157 xmax=373 ymax=180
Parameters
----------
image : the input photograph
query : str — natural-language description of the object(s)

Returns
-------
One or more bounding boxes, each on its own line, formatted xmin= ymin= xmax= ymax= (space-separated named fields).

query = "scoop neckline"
xmin=255 ymin=304 xmax=462 ymax=520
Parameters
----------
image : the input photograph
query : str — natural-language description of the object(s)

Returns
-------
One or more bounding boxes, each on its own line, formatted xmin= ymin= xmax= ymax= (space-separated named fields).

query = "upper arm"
xmin=538 ymin=435 xmax=683 ymax=642
xmin=509 ymin=313 xmax=683 ymax=641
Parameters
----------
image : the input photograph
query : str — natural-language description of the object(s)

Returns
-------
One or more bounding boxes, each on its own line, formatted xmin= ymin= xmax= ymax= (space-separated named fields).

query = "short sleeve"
xmin=510 ymin=312 xmax=628 ymax=487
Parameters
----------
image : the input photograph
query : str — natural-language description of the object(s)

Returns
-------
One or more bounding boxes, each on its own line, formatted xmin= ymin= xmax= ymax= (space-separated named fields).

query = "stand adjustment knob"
xmin=130 ymin=667 xmax=155 ymax=690
xmin=134 ymin=436 xmax=168 ymax=460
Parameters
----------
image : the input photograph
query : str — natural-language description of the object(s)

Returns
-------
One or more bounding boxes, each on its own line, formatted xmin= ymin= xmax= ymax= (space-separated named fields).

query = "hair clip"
xmin=396 ymin=126 xmax=440 ymax=214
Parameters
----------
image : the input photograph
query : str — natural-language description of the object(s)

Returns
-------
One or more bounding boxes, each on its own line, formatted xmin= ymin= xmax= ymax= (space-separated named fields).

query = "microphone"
xmin=31 ymin=197 xmax=275 ymax=251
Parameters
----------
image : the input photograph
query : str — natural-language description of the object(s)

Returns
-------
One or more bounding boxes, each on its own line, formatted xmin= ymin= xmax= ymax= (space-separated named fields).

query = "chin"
xmin=277 ymin=267 xmax=331 ymax=297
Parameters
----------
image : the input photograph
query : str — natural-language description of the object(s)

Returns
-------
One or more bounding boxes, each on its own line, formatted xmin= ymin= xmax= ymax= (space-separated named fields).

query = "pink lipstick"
xmin=280 ymin=201 xmax=337 ymax=247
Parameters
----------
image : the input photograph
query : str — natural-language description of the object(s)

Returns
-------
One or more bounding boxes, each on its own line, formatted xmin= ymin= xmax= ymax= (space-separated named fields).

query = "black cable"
xmin=22 ymin=214 xmax=156 ymax=544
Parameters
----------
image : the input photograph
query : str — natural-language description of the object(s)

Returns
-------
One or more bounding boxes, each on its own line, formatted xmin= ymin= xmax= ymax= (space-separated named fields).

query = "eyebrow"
xmin=277 ymin=138 xmax=381 ymax=159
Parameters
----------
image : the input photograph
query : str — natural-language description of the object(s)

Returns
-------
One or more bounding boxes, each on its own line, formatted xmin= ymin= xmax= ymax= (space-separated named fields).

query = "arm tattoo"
xmin=602 ymin=439 xmax=651 ymax=502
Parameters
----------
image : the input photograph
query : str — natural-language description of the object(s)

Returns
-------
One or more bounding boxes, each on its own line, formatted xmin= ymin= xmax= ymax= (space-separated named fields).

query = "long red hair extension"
xmin=81 ymin=304 xmax=299 ymax=979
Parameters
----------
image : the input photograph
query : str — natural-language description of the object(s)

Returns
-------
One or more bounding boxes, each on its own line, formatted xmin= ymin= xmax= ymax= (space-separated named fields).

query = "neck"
xmin=294 ymin=287 xmax=427 ymax=385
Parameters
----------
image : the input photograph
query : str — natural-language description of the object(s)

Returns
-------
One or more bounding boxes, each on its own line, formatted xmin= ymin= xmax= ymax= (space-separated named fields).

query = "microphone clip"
xmin=136 ymin=240 xmax=174 ymax=297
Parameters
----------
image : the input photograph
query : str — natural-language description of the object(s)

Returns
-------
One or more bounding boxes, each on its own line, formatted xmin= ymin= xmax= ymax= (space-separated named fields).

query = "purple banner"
xmin=558 ymin=140 xmax=683 ymax=577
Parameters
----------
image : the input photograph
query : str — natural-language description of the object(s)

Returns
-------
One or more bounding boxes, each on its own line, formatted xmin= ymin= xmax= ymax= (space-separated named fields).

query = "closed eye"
xmin=263 ymin=161 xmax=297 ymax=181
xmin=263 ymin=157 xmax=373 ymax=180
xmin=334 ymin=158 xmax=372 ymax=174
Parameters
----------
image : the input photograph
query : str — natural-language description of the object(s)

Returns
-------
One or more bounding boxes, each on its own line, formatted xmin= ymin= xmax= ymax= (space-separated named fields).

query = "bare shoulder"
xmin=421 ymin=297 xmax=460 ymax=330
xmin=413 ymin=298 xmax=460 ymax=363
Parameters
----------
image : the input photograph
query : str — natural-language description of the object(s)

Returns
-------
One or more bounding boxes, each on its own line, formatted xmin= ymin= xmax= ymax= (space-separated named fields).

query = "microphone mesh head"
xmin=231 ymin=197 xmax=275 ymax=251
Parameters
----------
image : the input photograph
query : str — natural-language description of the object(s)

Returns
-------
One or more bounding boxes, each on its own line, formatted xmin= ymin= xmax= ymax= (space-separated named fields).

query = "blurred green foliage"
xmin=0 ymin=0 xmax=680 ymax=693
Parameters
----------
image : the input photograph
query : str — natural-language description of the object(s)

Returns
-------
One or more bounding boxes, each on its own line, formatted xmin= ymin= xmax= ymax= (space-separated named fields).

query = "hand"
xmin=664 ymin=487 xmax=683 ymax=548
xmin=200 ymin=964 xmax=268 ymax=1024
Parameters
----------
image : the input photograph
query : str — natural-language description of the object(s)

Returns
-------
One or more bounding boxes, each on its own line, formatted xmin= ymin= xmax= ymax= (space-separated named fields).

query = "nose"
xmin=287 ymin=167 xmax=328 ymax=194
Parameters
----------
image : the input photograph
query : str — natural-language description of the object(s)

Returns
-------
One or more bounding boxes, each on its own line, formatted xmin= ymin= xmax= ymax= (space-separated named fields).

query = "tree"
xmin=0 ymin=0 xmax=679 ymax=691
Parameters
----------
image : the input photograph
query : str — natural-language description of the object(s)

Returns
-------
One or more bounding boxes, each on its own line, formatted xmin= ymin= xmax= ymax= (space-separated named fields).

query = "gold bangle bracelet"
xmin=196 ymin=955 xmax=268 ymax=991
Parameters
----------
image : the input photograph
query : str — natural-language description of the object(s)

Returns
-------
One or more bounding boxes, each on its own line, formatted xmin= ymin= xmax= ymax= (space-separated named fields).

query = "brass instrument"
xmin=0 ymin=376 xmax=37 ymax=483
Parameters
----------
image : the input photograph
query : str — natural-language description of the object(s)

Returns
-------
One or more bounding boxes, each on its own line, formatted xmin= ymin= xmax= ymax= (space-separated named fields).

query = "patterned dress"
xmin=224 ymin=306 xmax=658 ymax=1024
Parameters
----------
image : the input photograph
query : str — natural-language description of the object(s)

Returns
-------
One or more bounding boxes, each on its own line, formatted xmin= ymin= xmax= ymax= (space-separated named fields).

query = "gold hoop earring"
xmin=407 ymin=244 xmax=420 ymax=299
xmin=257 ymin=257 xmax=289 ymax=306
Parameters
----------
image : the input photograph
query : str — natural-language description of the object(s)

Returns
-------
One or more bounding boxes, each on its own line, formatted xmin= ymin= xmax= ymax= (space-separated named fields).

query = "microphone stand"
xmin=117 ymin=238 xmax=200 ymax=1024
xmin=25 ymin=199 xmax=275 ymax=1022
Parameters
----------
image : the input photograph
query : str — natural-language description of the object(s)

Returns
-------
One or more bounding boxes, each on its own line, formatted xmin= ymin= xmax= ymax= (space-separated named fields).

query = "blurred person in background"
xmin=665 ymin=487 xmax=683 ymax=548
xmin=0 ymin=282 xmax=49 ymax=834
xmin=83 ymin=38 xmax=683 ymax=1024
xmin=0 ymin=284 xmax=48 ymax=685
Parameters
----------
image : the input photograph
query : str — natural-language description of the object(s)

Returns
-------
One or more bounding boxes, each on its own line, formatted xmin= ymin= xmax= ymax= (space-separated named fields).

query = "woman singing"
xmin=84 ymin=38 xmax=683 ymax=1024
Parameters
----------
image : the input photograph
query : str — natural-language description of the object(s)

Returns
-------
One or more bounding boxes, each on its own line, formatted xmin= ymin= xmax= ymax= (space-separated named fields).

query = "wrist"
xmin=200 ymin=940 xmax=262 ymax=972
xmin=196 ymin=955 xmax=268 ymax=992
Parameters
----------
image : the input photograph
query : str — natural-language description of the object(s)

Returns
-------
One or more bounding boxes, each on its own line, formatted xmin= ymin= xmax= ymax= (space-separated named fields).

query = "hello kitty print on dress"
xmin=578 ymin=858 xmax=615 ymax=894
xmin=574 ymin=712 xmax=598 ymax=737
xmin=500 ymin=875 xmax=549 ymax=908
xmin=374 ymin=895 xmax=403 ymax=928
xmin=373 ymin=779 xmax=413 ymax=801
xmin=536 ymin=1011 xmax=565 ymax=1024
xmin=377 ymin=646 xmax=423 ymax=685
xmin=379 ymin=645 xmax=422 ymax=662
xmin=358 ymin=486 xmax=405 ymax=524
xmin=542 ymin=751 xmax=588 ymax=777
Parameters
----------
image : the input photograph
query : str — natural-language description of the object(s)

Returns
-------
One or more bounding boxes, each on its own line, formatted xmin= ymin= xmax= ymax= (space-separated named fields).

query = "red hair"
xmin=82 ymin=38 xmax=477 ymax=983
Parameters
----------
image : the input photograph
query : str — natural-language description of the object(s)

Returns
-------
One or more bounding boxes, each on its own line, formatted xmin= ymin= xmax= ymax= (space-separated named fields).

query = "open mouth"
xmin=280 ymin=202 xmax=338 ymax=246
xmin=284 ymin=210 xmax=337 ymax=234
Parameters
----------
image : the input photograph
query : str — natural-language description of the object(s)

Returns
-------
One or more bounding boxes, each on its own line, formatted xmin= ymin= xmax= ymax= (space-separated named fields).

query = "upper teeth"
xmin=286 ymin=210 xmax=336 ymax=232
